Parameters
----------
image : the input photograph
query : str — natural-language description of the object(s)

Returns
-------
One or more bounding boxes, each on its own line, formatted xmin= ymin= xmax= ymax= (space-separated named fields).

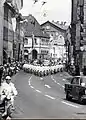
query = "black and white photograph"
xmin=0 ymin=0 xmax=86 ymax=119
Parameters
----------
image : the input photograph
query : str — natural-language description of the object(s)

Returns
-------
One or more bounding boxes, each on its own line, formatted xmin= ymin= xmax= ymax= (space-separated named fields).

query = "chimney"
xmin=64 ymin=22 xmax=66 ymax=25
xmin=60 ymin=21 xmax=64 ymax=25
xmin=56 ymin=21 xmax=59 ymax=24
xmin=52 ymin=20 xmax=55 ymax=23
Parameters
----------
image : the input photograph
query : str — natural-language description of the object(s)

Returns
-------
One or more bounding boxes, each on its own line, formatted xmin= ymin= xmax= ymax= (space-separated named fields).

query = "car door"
xmin=74 ymin=77 xmax=80 ymax=98
xmin=71 ymin=78 xmax=76 ymax=97
xmin=71 ymin=77 xmax=80 ymax=98
xmin=66 ymin=77 xmax=74 ymax=96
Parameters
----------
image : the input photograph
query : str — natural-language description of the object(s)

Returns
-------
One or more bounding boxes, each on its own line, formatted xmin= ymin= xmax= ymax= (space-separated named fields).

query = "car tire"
xmin=78 ymin=96 xmax=83 ymax=104
xmin=66 ymin=92 xmax=72 ymax=101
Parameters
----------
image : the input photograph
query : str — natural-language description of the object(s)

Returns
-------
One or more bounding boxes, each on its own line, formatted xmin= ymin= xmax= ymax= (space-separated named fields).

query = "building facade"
xmin=0 ymin=0 xmax=5 ymax=64
xmin=65 ymin=26 xmax=72 ymax=65
xmin=71 ymin=0 xmax=86 ymax=73
xmin=41 ymin=21 xmax=68 ymax=62
xmin=22 ymin=15 xmax=50 ymax=61
xmin=81 ymin=0 xmax=86 ymax=68
xmin=0 ymin=0 xmax=23 ymax=64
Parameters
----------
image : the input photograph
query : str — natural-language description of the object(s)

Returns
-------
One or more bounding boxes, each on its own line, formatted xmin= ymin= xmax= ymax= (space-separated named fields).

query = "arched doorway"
xmin=24 ymin=50 xmax=28 ymax=61
xmin=32 ymin=49 xmax=37 ymax=60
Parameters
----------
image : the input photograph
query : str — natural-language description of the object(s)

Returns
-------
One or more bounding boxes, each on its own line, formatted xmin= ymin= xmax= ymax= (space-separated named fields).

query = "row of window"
xmin=51 ymin=53 xmax=57 ymax=56
xmin=41 ymin=50 xmax=48 ymax=54
xmin=24 ymin=38 xmax=49 ymax=46
xmin=41 ymin=42 xmax=49 ymax=46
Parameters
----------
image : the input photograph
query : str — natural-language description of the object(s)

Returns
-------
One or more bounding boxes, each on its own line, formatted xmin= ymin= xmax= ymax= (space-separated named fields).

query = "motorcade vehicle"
xmin=23 ymin=64 xmax=30 ymax=72
xmin=58 ymin=64 xmax=64 ymax=72
xmin=35 ymin=64 xmax=41 ymax=76
xmin=0 ymin=96 xmax=13 ymax=119
xmin=43 ymin=60 xmax=50 ymax=66
xmin=32 ymin=59 xmax=38 ymax=65
xmin=64 ymin=76 xmax=86 ymax=104
xmin=50 ymin=64 xmax=55 ymax=74
xmin=23 ymin=61 xmax=64 ymax=76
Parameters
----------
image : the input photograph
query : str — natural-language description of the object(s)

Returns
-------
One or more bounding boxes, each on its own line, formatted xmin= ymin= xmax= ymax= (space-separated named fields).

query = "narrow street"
xmin=1 ymin=0 xmax=86 ymax=119
xmin=12 ymin=71 xmax=86 ymax=119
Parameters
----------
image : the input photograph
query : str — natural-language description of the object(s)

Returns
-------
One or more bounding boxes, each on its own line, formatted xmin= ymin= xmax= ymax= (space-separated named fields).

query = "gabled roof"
xmin=41 ymin=21 xmax=68 ymax=32
xmin=22 ymin=15 xmax=50 ymax=38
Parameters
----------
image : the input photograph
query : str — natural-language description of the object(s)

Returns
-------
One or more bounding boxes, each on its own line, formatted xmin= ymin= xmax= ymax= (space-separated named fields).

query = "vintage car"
xmin=64 ymin=76 xmax=86 ymax=104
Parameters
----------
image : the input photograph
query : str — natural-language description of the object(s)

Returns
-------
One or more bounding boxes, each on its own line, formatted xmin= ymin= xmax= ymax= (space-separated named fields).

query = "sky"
xmin=20 ymin=0 xmax=71 ymax=25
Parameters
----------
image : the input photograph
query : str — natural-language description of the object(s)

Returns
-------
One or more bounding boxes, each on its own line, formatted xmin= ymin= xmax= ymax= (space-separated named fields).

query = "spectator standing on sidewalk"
xmin=83 ymin=66 xmax=86 ymax=75
xmin=0 ymin=65 xmax=3 ymax=86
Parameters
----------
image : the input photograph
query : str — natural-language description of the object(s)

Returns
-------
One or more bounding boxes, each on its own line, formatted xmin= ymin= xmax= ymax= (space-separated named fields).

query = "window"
xmin=71 ymin=77 xmax=80 ymax=84
xmin=34 ymin=38 xmax=38 ymax=45
xmin=56 ymin=32 xmax=58 ymax=36
xmin=54 ymin=43 xmax=57 ymax=45
xmin=46 ymin=26 xmax=50 ymax=30
xmin=24 ymin=38 xmax=28 ymax=45
xmin=51 ymin=33 xmax=53 ymax=36
xmin=71 ymin=78 xmax=76 ymax=84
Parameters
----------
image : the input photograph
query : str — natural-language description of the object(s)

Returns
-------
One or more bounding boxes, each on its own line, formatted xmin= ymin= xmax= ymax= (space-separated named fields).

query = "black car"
xmin=64 ymin=76 xmax=86 ymax=104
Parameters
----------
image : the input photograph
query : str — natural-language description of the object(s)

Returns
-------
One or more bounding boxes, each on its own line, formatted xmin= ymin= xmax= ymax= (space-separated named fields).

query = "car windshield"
xmin=75 ymin=77 xmax=86 ymax=86
xmin=82 ymin=77 xmax=86 ymax=84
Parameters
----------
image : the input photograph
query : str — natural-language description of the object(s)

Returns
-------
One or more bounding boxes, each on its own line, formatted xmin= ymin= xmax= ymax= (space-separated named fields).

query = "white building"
xmin=41 ymin=21 xmax=68 ymax=62
xmin=22 ymin=15 xmax=50 ymax=61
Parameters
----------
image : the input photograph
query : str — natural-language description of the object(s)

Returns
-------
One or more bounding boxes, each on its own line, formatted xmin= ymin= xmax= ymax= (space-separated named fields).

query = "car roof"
xmin=73 ymin=76 xmax=86 ymax=78
xmin=67 ymin=76 xmax=86 ymax=79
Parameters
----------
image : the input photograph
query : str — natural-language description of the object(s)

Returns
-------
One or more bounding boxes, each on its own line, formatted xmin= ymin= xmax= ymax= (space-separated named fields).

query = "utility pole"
xmin=74 ymin=0 xmax=84 ymax=75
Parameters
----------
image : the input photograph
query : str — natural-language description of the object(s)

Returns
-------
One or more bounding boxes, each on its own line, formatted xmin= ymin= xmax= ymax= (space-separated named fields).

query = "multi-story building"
xmin=22 ymin=14 xmax=50 ymax=61
xmin=71 ymin=0 xmax=78 ymax=64
xmin=0 ymin=0 xmax=23 ymax=64
xmin=71 ymin=0 xmax=86 ymax=73
xmin=41 ymin=21 xmax=68 ymax=62
xmin=65 ymin=26 xmax=72 ymax=65
xmin=81 ymin=0 xmax=86 ymax=68
xmin=0 ymin=1 xmax=5 ymax=64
